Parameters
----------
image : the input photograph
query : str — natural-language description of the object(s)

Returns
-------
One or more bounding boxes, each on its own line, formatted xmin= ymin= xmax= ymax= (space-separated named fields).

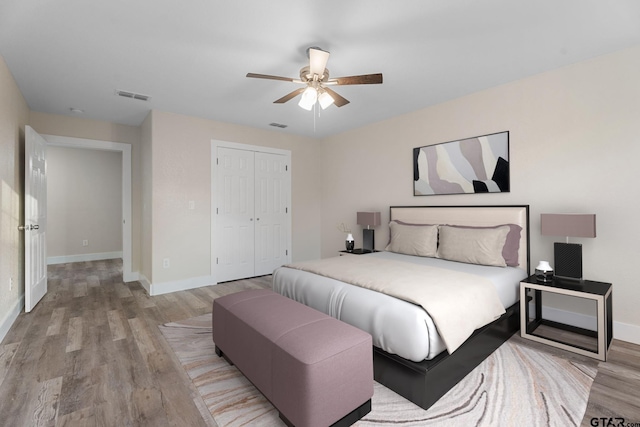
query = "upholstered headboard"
xmin=389 ymin=205 xmax=530 ymax=272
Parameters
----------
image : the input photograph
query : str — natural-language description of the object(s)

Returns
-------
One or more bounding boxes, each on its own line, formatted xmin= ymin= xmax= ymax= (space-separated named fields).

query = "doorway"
xmin=47 ymin=146 xmax=122 ymax=264
xmin=43 ymin=134 xmax=135 ymax=282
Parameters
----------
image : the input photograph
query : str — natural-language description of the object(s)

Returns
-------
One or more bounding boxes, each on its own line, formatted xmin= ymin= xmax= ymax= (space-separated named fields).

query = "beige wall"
xmin=321 ymin=46 xmax=640 ymax=331
xmin=146 ymin=110 xmax=321 ymax=284
xmin=47 ymin=146 xmax=122 ymax=258
xmin=10 ymin=106 xmax=321 ymax=289
xmin=0 ymin=54 xmax=30 ymax=332
xmin=29 ymin=112 xmax=142 ymax=273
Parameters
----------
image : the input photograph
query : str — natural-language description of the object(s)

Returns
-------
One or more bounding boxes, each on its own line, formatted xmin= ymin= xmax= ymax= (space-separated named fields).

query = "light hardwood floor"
xmin=0 ymin=259 xmax=270 ymax=426
xmin=0 ymin=260 xmax=638 ymax=426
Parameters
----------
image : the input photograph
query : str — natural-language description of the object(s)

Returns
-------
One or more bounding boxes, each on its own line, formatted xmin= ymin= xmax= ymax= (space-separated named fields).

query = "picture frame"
xmin=413 ymin=131 xmax=510 ymax=196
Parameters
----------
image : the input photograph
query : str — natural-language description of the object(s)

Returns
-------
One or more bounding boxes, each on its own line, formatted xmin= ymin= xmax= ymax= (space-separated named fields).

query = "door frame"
xmin=211 ymin=139 xmax=291 ymax=282
xmin=43 ymin=134 xmax=135 ymax=282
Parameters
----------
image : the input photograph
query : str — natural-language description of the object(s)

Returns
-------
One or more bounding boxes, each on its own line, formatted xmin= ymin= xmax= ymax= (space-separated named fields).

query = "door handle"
xmin=19 ymin=224 xmax=40 ymax=231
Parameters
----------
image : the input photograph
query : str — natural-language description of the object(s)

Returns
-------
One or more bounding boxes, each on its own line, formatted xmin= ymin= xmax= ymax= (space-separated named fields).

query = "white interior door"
xmin=216 ymin=147 xmax=255 ymax=282
xmin=24 ymin=126 xmax=47 ymax=312
xmin=254 ymin=152 xmax=290 ymax=276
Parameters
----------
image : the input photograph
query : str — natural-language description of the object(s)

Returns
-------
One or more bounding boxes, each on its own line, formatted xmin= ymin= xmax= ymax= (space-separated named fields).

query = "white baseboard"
xmin=47 ymin=251 xmax=123 ymax=265
xmin=146 ymin=275 xmax=217 ymax=296
xmin=613 ymin=321 xmax=640 ymax=345
xmin=532 ymin=304 xmax=640 ymax=345
xmin=138 ymin=274 xmax=151 ymax=294
xmin=0 ymin=294 xmax=25 ymax=344
xmin=123 ymin=271 xmax=140 ymax=283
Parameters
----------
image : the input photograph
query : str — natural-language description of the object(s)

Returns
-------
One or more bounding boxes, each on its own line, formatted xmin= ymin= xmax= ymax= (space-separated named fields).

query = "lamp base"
xmin=363 ymin=229 xmax=375 ymax=253
xmin=554 ymin=242 xmax=582 ymax=280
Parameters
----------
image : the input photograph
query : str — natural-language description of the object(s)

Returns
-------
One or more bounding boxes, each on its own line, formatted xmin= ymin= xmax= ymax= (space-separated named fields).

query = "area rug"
xmin=159 ymin=315 xmax=598 ymax=426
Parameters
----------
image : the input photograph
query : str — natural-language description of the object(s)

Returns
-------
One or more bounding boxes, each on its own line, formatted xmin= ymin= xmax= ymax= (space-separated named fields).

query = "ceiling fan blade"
xmin=330 ymin=73 xmax=383 ymax=85
xmin=274 ymin=88 xmax=305 ymax=104
xmin=247 ymin=73 xmax=295 ymax=82
xmin=309 ymin=48 xmax=330 ymax=77
xmin=323 ymin=87 xmax=350 ymax=107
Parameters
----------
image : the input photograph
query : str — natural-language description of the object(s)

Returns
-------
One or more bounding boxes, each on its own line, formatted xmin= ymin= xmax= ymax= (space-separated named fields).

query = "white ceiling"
xmin=1 ymin=0 xmax=639 ymax=139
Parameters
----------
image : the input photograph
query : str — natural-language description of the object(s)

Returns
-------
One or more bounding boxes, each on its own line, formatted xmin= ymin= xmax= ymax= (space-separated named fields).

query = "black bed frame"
xmin=373 ymin=205 xmax=530 ymax=410
xmin=373 ymin=301 xmax=520 ymax=410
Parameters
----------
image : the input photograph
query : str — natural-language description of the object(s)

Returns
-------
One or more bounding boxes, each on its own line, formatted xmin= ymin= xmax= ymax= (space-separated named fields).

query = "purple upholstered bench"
xmin=212 ymin=289 xmax=373 ymax=427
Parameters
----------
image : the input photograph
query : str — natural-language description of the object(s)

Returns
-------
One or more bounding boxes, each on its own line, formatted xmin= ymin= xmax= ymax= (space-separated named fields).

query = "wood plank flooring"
xmin=0 ymin=259 xmax=638 ymax=426
xmin=0 ymin=259 xmax=270 ymax=426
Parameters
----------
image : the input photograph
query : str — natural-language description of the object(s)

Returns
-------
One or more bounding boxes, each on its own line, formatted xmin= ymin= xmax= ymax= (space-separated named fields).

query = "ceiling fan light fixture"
xmin=318 ymin=90 xmax=334 ymax=109
xmin=247 ymin=46 xmax=382 ymax=110
xmin=298 ymin=86 xmax=317 ymax=110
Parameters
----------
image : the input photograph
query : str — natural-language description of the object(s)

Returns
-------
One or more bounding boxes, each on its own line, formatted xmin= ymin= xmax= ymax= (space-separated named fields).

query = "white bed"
xmin=271 ymin=205 xmax=530 ymax=410
xmin=274 ymin=251 xmax=526 ymax=361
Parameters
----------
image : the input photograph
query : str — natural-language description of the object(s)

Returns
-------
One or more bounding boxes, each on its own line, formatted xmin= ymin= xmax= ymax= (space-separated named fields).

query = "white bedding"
xmin=272 ymin=251 xmax=527 ymax=362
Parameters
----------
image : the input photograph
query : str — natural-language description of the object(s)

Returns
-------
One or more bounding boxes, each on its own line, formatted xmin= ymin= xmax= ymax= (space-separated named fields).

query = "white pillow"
xmin=385 ymin=222 xmax=438 ymax=257
xmin=437 ymin=225 xmax=509 ymax=267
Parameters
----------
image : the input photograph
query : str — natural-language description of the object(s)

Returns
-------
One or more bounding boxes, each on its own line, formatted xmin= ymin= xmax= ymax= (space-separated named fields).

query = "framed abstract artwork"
xmin=413 ymin=131 xmax=510 ymax=196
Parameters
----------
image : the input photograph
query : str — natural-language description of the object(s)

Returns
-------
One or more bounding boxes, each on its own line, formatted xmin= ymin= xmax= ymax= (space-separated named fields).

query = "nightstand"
xmin=339 ymin=249 xmax=380 ymax=256
xmin=520 ymin=275 xmax=612 ymax=361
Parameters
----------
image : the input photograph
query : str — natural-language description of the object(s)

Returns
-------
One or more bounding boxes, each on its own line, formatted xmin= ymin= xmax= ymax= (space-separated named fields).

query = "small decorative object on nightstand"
xmin=520 ymin=275 xmax=612 ymax=361
xmin=337 ymin=222 xmax=355 ymax=253
xmin=345 ymin=233 xmax=355 ymax=252
xmin=535 ymin=261 xmax=554 ymax=283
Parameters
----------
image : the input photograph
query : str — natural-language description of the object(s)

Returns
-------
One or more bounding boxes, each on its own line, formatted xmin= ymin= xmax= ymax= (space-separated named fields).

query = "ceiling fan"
xmin=246 ymin=47 xmax=383 ymax=110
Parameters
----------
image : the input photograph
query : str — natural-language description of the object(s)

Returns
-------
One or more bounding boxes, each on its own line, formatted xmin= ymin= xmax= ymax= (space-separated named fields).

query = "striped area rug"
xmin=159 ymin=314 xmax=597 ymax=427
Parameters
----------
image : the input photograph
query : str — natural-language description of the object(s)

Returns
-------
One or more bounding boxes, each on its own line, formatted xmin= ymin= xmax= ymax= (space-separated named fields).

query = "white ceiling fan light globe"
xmin=298 ymin=86 xmax=318 ymax=110
xmin=318 ymin=90 xmax=334 ymax=109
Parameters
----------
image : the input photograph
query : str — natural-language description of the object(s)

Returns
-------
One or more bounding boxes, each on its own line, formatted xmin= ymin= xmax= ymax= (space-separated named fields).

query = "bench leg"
xmin=215 ymin=345 xmax=234 ymax=366
xmin=278 ymin=399 xmax=371 ymax=427
xmin=330 ymin=399 xmax=371 ymax=427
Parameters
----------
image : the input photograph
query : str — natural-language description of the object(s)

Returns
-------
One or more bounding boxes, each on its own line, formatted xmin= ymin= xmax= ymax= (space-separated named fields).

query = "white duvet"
xmin=272 ymin=251 xmax=527 ymax=362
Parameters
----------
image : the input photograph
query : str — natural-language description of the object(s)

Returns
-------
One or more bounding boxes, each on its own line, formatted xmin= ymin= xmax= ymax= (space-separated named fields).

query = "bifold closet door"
xmin=254 ymin=152 xmax=288 ymax=276
xmin=216 ymin=147 xmax=290 ymax=282
xmin=216 ymin=147 xmax=256 ymax=282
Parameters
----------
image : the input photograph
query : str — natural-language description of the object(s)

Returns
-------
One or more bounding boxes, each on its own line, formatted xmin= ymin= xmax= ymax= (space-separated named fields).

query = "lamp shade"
xmin=540 ymin=213 xmax=596 ymax=238
xmin=318 ymin=90 xmax=334 ymax=109
xmin=298 ymin=87 xmax=317 ymax=110
xmin=357 ymin=212 xmax=381 ymax=228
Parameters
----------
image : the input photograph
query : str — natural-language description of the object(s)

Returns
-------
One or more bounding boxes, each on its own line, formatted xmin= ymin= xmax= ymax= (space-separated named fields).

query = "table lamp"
xmin=540 ymin=213 xmax=596 ymax=280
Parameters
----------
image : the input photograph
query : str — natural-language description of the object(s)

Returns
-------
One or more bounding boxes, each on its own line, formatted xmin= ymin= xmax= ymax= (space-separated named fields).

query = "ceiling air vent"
xmin=115 ymin=89 xmax=151 ymax=102
xmin=269 ymin=122 xmax=288 ymax=129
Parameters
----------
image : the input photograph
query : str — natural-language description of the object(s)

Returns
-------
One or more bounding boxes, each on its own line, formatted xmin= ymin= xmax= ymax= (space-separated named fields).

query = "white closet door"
xmin=216 ymin=147 xmax=255 ymax=282
xmin=254 ymin=152 xmax=290 ymax=276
